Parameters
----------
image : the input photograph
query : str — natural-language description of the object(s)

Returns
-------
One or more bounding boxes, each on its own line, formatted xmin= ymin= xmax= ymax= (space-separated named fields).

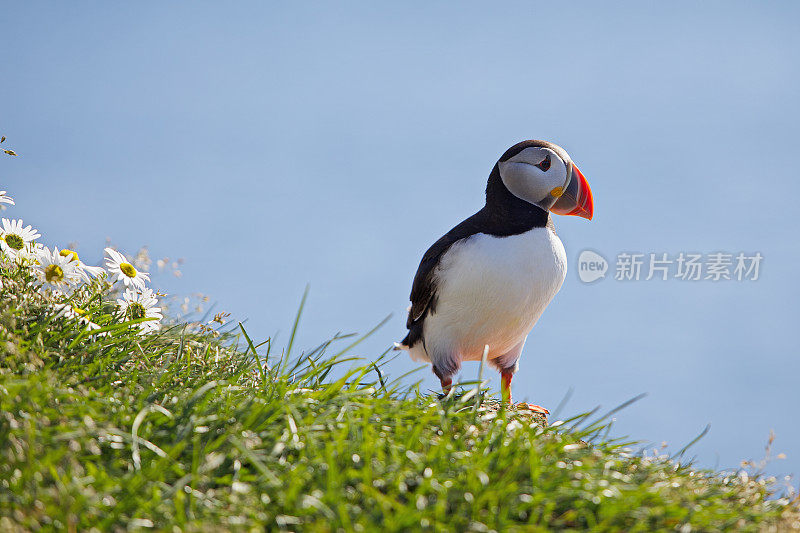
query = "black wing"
xmin=401 ymin=210 xmax=488 ymax=348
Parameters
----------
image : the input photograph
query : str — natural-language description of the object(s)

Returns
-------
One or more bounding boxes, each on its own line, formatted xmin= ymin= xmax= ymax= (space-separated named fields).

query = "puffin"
xmin=395 ymin=140 xmax=593 ymax=413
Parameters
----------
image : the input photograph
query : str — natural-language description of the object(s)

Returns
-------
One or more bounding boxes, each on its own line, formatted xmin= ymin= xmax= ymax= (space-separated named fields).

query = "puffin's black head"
xmin=487 ymin=140 xmax=593 ymax=220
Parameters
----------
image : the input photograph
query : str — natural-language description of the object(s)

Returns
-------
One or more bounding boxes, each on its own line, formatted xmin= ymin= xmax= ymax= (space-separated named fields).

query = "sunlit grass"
xmin=1 ymin=264 xmax=799 ymax=531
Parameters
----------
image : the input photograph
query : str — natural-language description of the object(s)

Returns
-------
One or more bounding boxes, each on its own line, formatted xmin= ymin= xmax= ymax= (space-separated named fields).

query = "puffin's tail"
xmin=393 ymin=304 xmax=416 ymax=351
xmin=393 ymin=331 xmax=413 ymax=351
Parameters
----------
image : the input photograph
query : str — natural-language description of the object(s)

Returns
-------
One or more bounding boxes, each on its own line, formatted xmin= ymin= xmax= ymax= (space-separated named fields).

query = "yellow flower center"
xmin=73 ymin=306 xmax=86 ymax=316
xmin=128 ymin=302 xmax=146 ymax=320
xmin=120 ymin=262 xmax=137 ymax=278
xmin=44 ymin=264 xmax=64 ymax=283
xmin=60 ymin=249 xmax=80 ymax=262
xmin=4 ymin=233 xmax=24 ymax=250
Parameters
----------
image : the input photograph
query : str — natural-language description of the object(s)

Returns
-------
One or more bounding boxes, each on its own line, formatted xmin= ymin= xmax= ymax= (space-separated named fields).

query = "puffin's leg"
xmin=501 ymin=369 xmax=514 ymax=404
xmin=432 ymin=363 xmax=457 ymax=396
xmin=500 ymin=368 xmax=549 ymax=414
xmin=495 ymin=339 xmax=549 ymax=415
xmin=495 ymin=339 xmax=524 ymax=405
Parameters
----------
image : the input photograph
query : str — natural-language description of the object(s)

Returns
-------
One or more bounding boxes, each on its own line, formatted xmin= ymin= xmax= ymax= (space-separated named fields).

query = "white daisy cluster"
xmin=0 ymin=188 xmax=163 ymax=335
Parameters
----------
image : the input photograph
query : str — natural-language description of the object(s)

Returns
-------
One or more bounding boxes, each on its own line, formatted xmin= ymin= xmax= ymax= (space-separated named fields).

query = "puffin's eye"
xmin=535 ymin=154 xmax=551 ymax=171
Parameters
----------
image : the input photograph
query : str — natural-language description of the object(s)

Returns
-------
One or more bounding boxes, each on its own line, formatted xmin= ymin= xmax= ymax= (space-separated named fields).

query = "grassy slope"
xmin=1 ymin=280 xmax=799 ymax=531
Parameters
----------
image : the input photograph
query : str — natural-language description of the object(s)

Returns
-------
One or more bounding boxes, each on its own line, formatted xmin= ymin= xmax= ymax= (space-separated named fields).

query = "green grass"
xmin=1 ymin=270 xmax=799 ymax=531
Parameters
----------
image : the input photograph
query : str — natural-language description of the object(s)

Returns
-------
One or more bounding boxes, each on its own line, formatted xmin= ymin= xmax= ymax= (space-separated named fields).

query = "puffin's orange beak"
xmin=550 ymin=163 xmax=593 ymax=220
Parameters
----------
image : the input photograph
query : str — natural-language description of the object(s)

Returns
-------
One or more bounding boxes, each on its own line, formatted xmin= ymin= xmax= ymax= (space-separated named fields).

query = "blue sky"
xmin=3 ymin=2 xmax=799 ymax=481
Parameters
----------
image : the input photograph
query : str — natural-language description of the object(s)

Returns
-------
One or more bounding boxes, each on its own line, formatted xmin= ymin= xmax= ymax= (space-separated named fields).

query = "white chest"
xmin=425 ymin=227 xmax=567 ymax=361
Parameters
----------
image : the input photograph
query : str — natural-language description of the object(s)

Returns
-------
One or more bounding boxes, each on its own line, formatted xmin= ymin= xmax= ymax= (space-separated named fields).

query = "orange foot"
xmin=515 ymin=403 xmax=550 ymax=415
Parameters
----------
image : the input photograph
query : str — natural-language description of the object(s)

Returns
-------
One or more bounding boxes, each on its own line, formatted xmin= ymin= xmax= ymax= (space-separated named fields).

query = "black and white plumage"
xmin=395 ymin=140 xmax=593 ymax=409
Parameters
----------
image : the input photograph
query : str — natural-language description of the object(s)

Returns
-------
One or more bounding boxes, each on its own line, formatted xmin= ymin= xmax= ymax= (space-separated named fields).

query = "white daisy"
xmin=15 ymin=241 xmax=45 ymax=265
xmin=14 ymin=242 xmax=44 ymax=266
xmin=59 ymin=248 xmax=106 ymax=282
xmin=3 ymin=242 xmax=42 ymax=268
xmin=117 ymin=287 xmax=162 ymax=333
xmin=34 ymin=246 xmax=79 ymax=292
xmin=53 ymin=302 xmax=81 ymax=320
xmin=53 ymin=302 xmax=102 ymax=332
xmin=105 ymin=247 xmax=150 ymax=290
xmin=0 ymin=218 xmax=41 ymax=259
xmin=0 ymin=191 xmax=14 ymax=211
